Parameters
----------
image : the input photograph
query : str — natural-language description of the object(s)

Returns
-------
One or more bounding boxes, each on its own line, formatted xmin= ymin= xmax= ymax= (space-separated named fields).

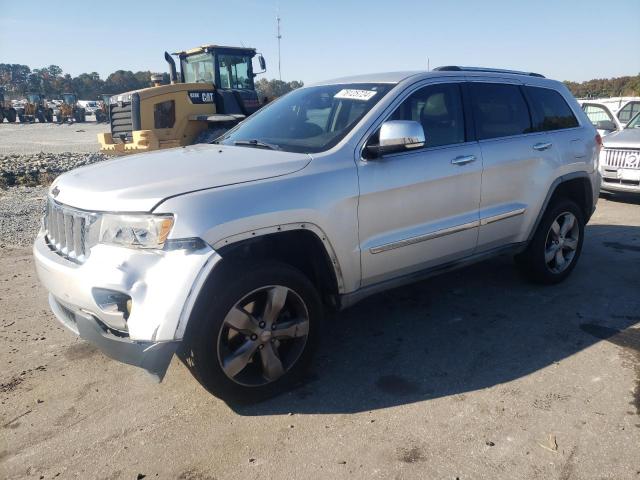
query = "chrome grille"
xmin=44 ymin=198 xmax=97 ymax=264
xmin=603 ymin=148 xmax=640 ymax=168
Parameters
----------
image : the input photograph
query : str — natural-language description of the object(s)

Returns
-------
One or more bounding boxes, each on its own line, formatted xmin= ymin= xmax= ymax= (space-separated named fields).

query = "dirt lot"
xmin=1 ymin=193 xmax=639 ymax=479
xmin=0 ymin=121 xmax=108 ymax=154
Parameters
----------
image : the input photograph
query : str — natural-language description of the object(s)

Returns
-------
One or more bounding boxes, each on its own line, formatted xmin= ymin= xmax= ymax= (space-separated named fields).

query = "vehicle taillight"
xmin=594 ymin=133 xmax=602 ymax=169
xmin=595 ymin=133 xmax=603 ymax=151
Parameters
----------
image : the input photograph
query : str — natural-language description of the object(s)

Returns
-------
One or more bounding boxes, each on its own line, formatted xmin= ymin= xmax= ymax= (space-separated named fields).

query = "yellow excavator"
xmin=98 ymin=44 xmax=266 ymax=154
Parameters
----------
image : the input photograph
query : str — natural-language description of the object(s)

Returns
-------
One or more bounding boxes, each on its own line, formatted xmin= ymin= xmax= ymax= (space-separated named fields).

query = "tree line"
xmin=0 ymin=63 xmax=303 ymax=100
xmin=5 ymin=61 xmax=636 ymax=101
xmin=564 ymin=74 xmax=640 ymax=98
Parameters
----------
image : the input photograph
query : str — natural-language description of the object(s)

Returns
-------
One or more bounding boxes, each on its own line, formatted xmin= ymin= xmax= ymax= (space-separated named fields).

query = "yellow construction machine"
xmin=57 ymin=93 xmax=86 ymax=123
xmin=18 ymin=93 xmax=54 ymax=123
xmin=98 ymin=44 xmax=266 ymax=154
xmin=0 ymin=89 xmax=17 ymax=123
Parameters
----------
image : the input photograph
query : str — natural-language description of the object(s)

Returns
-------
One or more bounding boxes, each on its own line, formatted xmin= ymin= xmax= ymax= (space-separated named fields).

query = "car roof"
xmin=312 ymin=68 xmax=556 ymax=87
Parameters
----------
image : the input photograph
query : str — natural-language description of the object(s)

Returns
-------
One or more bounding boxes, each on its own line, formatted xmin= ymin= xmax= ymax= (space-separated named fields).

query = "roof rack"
xmin=433 ymin=66 xmax=545 ymax=78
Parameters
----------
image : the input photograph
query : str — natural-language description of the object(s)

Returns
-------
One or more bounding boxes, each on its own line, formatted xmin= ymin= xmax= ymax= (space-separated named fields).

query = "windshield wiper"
xmin=233 ymin=139 xmax=281 ymax=150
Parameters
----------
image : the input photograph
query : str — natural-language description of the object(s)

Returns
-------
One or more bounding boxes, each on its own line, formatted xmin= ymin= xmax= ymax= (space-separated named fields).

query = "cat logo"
xmin=188 ymin=91 xmax=216 ymax=104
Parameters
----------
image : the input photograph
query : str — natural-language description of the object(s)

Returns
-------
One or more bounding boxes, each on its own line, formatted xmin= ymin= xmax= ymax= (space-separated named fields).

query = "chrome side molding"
xmin=369 ymin=207 xmax=526 ymax=254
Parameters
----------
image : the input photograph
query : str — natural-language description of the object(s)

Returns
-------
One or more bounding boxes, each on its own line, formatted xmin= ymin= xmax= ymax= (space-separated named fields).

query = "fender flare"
xmin=527 ymin=171 xmax=594 ymax=244
xmin=211 ymin=222 xmax=345 ymax=293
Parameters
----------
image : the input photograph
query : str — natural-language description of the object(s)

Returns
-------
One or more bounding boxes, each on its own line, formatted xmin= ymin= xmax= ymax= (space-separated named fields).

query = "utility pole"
xmin=276 ymin=14 xmax=282 ymax=81
xmin=427 ymin=57 xmax=430 ymax=71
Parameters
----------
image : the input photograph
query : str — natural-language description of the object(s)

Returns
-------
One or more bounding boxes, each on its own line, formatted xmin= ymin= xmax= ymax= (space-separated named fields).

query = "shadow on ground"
xmin=600 ymin=191 xmax=640 ymax=206
xmin=228 ymin=224 xmax=640 ymax=415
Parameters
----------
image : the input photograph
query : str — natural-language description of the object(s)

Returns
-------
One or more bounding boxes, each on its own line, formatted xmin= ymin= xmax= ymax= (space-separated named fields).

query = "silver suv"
xmin=34 ymin=67 xmax=601 ymax=402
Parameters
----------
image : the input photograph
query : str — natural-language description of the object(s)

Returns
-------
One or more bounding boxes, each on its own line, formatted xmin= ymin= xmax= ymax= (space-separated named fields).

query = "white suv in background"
xmin=35 ymin=66 xmax=600 ymax=402
xmin=599 ymin=112 xmax=640 ymax=194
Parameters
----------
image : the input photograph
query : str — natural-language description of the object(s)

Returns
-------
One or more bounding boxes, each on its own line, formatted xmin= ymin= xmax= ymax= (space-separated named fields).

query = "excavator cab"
xmin=177 ymin=45 xmax=266 ymax=116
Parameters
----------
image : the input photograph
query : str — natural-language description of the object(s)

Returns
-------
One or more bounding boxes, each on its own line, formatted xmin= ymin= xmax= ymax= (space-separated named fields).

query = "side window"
xmin=525 ymin=86 xmax=579 ymax=131
xmin=618 ymin=102 xmax=640 ymax=123
xmin=389 ymin=83 xmax=465 ymax=148
xmin=469 ymin=83 xmax=531 ymax=140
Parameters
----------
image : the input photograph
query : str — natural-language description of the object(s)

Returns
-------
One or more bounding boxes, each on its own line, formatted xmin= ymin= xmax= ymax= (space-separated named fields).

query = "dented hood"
xmin=51 ymin=144 xmax=312 ymax=212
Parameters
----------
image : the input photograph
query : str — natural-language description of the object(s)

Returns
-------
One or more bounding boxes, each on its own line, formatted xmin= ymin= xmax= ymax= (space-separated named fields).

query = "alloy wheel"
xmin=217 ymin=285 xmax=310 ymax=386
xmin=544 ymin=212 xmax=580 ymax=274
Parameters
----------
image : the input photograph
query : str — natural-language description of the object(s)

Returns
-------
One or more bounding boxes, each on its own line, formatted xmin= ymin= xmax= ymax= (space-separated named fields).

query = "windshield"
xmin=625 ymin=111 xmax=640 ymax=129
xmin=220 ymin=83 xmax=393 ymax=153
xmin=182 ymin=52 xmax=215 ymax=83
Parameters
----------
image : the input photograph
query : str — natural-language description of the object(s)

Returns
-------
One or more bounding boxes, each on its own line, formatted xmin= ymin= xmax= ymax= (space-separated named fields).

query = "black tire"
xmin=37 ymin=111 xmax=45 ymax=123
xmin=46 ymin=110 xmax=53 ymax=122
xmin=6 ymin=109 xmax=16 ymax=123
xmin=182 ymin=261 xmax=322 ymax=404
xmin=515 ymin=198 xmax=585 ymax=284
xmin=18 ymin=114 xmax=25 ymax=124
xmin=0 ymin=111 xmax=4 ymax=123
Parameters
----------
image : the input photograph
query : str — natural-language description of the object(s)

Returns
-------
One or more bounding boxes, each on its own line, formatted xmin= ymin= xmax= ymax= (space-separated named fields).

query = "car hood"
xmin=602 ymin=128 xmax=640 ymax=149
xmin=51 ymin=144 xmax=312 ymax=212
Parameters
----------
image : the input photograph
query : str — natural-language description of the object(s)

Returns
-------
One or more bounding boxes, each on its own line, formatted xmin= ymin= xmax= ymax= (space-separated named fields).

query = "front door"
xmin=357 ymin=82 xmax=482 ymax=287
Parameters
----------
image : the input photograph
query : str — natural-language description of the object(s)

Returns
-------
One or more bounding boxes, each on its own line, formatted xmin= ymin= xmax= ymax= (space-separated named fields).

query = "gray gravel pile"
xmin=0 ymin=186 xmax=47 ymax=248
xmin=0 ymin=152 xmax=108 ymax=188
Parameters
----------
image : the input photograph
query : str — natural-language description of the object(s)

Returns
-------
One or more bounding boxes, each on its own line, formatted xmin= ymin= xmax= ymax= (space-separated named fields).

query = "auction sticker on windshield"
xmin=334 ymin=89 xmax=377 ymax=101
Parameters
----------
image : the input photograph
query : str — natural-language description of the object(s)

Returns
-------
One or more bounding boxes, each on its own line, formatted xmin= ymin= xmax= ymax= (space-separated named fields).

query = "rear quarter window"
xmin=469 ymin=83 xmax=532 ymax=140
xmin=525 ymin=86 xmax=579 ymax=131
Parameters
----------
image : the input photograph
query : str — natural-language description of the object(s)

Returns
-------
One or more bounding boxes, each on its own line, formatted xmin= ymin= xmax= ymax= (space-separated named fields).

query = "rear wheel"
xmin=6 ymin=109 xmax=16 ymax=123
xmin=516 ymin=199 xmax=584 ymax=284
xmin=184 ymin=262 xmax=322 ymax=403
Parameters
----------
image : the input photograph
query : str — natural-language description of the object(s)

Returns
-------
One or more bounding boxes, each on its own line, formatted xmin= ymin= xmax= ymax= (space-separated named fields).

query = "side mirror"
xmin=367 ymin=120 xmax=425 ymax=157
xmin=259 ymin=55 xmax=266 ymax=71
xmin=596 ymin=119 xmax=616 ymax=132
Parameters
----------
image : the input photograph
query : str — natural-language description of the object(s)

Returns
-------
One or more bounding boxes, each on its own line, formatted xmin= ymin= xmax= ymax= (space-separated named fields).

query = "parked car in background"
xmin=579 ymin=101 xmax=624 ymax=136
xmin=82 ymin=101 xmax=99 ymax=115
xmin=615 ymin=99 xmax=640 ymax=124
xmin=599 ymin=111 xmax=640 ymax=194
xmin=34 ymin=67 xmax=600 ymax=402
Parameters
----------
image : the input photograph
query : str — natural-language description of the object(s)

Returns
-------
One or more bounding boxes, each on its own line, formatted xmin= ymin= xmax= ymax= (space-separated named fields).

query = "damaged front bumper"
xmin=34 ymin=232 xmax=221 ymax=379
xmin=49 ymin=295 xmax=179 ymax=380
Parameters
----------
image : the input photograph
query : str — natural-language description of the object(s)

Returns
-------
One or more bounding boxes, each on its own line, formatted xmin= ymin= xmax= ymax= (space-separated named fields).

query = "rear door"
xmin=469 ymin=81 xmax=558 ymax=251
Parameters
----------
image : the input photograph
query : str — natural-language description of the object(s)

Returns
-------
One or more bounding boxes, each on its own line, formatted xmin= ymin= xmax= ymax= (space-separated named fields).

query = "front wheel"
xmin=183 ymin=262 xmax=322 ymax=403
xmin=516 ymin=199 xmax=585 ymax=284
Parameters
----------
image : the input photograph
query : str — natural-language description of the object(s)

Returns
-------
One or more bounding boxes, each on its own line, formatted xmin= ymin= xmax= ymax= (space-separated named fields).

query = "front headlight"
xmin=98 ymin=214 xmax=174 ymax=249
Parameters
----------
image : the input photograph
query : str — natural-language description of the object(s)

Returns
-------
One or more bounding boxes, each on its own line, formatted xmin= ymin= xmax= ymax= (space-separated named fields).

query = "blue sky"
xmin=0 ymin=0 xmax=638 ymax=83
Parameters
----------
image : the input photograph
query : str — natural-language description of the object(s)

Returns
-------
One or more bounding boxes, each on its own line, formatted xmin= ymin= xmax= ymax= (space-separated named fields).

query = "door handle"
xmin=533 ymin=142 xmax=553 ymax=151
xmin=451 ymin=155 xmax=476 ymax=165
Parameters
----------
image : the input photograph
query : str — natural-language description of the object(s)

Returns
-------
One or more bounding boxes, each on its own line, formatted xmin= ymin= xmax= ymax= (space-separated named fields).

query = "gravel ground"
xmin=0 ymin=186 xmax=47 ymax=248
xmin=1 ymin=196 xmax=639 ymax=480
xmin=0 ymin=152 xmax=108 ymax=188
xmin=0 ymin=121 xmax=108 ymax=155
